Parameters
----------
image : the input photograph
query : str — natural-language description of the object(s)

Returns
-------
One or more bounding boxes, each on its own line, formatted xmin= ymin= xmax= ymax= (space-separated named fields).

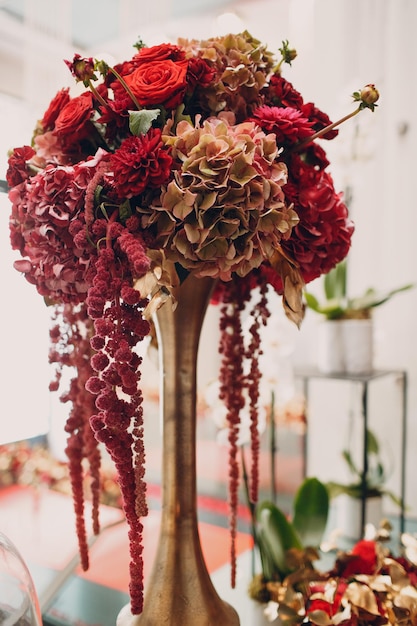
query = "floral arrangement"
xmin=250 ymin=534 xmax=417 ymax=625
xmin=5 ymin=31 xmax=378 ymax=614
xmin=0 ymin=441 xmax=123 ymax=508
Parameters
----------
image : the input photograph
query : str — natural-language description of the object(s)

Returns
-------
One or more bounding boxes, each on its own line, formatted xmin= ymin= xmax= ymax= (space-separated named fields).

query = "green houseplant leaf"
xmin=326 ymin=428 xmax=404 ymax=509
xmin=292 ymin=477 xmax=329 ymax=547
xmin=256 ymin=500 xmax=303 ymax=578
xmin=305 ymin=259 xmax=414 ymax=320
xmin=348 ymin=283 xmax=414 ymax=312
xmin=255 ymin=477 xmax=330 ymax=581
xmin=324 ymin=258 xmax=347 ymax=301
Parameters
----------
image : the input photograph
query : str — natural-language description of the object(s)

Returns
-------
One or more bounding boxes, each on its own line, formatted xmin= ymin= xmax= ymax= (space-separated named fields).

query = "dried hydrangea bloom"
xmin=137 ymin=115 xmax=298 ymax=281
xmin=180 ymin=31 xmax=275 ymax=121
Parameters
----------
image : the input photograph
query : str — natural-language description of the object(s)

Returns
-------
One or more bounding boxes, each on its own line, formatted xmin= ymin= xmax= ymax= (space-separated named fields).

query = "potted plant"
xmin=304 ymin=260 xmax=413 ymax=374
xmin=247 ymin=477 xmax=330 ymax=609
xmin=326 ymin=428 xmax=403 ymax=539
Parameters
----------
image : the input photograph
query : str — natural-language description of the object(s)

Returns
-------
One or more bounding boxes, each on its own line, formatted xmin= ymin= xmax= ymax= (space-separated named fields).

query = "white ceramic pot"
xmin=336 ymin=494 xmax=383 ymax=540
xmin=317 ymin=318 xmax=373 ymax=375
xmin=341 ymin=319 xmax=373 ymax=375
xmin=317 ymin=320 xmax=345 ymax=374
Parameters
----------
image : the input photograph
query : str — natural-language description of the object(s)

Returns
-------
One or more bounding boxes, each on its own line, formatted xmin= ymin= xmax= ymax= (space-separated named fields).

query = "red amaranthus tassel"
xmin=245 ymin=276 xmax=270 ymax=505
xmin=218 ymin=275 xmax=270 ymax=585
xmin=218 ymin=278 xmax=250 ymax=588
xmin=49 ymin=302 xmax=102 ymax=569
xmin=86 ymin=244 xmax=150 ymax=614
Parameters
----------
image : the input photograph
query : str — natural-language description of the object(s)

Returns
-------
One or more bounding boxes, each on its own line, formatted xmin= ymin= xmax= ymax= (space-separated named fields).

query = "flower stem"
xmin=240 ymin=446 xmax=257 ymax=576
xmin=293 ymin=106 xmax=361 ymax=152
xmin=109 ymin=68 xmax=141 ymax=110
xmin=270 ymin=390 xmax=277 ymax=503
xmin=87 ymin=80 xmax=111 ymax=111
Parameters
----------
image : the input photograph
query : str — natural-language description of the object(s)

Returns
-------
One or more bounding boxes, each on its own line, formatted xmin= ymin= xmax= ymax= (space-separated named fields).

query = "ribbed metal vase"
xmin=117 ymin=273 xmax=240 ymax=626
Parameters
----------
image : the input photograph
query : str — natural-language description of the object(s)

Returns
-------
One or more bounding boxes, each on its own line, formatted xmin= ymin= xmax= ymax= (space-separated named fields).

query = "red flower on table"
xmin=339 ymin=540 xmax=378 ymax=578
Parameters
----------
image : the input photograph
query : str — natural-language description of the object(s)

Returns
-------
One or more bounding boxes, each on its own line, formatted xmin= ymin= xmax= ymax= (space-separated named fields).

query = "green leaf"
xmin=348 ymin=283 xmax=414 ymax=311
xmin=174 ymin=103 xmax=192 ymax=125
xmin=366 ymin=428 xmax=379 ymax=455
xmin=94 ymin=183 xmax=104 ymax=205
xmin=304 ymin=291 xmax=345 ymax=319
xmin=129 ymin=108 xmax=160 ymax=136
xmin=292 ymin=478 xmax=329 ymax=547
xmin=256 ymin=501 xmax=302 ymax=577
xmin=255 ymin=530 xmax=278 ymax=582
xmin=342 ymin=449 xmax=360 ymax=479
xmin=304 ymin=292 xmax=320 ymax=312
xmin=324 ymin=260 xmax=347 ymax=301
xmin=326 ymin=481 xmax=364 ymax=499
xmin=119 ymin=199 xmax=132 ymax=222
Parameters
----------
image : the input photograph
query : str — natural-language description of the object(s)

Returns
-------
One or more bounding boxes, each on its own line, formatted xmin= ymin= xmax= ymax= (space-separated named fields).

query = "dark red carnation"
xmin=6 ymin=145 xmax=36 ymax=187
xmin=41 ymin=88 xmax=71 ymax=131
xmin=186 ymin=57 xmax=216 ymax=90
xmin=252 ymin=105 xmax=314 ymax=145
xmin=279 ymin=170 xmax=354 ymax=285
xmin=110 ymin=128 xmax=172 ymax=198
xmin=284 ymin=148 xmax=330 ymax=193
xmin=264 ymin=74 xmax=304 ymax=109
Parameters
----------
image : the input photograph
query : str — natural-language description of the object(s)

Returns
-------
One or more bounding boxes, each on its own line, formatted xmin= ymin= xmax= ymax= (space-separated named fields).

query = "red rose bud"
xmin=65 ymin=54 xmax=97 ymax=84
xmin=360 ymin=84 xmax=380 ymax=105
xmin=279 ymin=39 xmax=297 ymax=65
xmin=352 ymin=84 xmax=380 ymax=111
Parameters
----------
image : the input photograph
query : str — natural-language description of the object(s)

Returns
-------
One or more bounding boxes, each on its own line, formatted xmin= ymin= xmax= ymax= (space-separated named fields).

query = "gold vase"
xmin=117 ymin=273 xmax=240 ymax=625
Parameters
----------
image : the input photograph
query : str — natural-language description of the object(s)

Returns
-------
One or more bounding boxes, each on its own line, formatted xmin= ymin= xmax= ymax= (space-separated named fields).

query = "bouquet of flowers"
xmin=5 ymin=31 xmax=378 ymax=614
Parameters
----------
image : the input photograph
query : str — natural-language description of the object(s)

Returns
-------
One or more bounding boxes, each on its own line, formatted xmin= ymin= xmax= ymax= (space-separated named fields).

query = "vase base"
xmin=117 ymin=600 xmax=240 ymax=626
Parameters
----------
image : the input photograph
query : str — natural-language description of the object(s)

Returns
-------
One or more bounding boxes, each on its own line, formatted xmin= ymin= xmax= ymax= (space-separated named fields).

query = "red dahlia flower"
xmin=252 ymin=105 xmax=314 ymax=145
xmin=110 ymin=129 xmax=173 ymax=199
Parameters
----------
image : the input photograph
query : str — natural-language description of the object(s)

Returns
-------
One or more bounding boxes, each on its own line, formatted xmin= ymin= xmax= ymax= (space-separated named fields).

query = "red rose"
xmin=41 ymin=88 xmax=71 ymax=131
xmin=53 ymin=92 xmax=94 ymax=138
xmin=110 ymin=128 xmax=172 ymax=198
xmin=6 ymin=145 xmax=36 ymax=187
xmin=134 ymin=43 xmax=186 ymax=64
xmin=123 ymin=60 xmax=188 ymax=109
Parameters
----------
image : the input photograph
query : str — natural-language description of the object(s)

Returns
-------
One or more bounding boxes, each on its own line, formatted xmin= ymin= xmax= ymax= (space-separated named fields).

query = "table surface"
xmin=0 ymin=485 xmax=255 ymax=625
